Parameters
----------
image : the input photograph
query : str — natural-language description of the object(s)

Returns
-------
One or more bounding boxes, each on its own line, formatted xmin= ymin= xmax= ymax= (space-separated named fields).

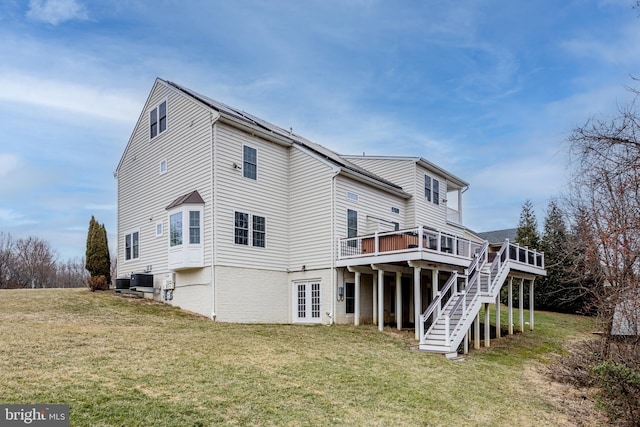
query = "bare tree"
xmin=14 ymin=236 xmax=57 ymax=288
xmin=0 ymin=232 xmax=17 ymax=289
xmin=55 ymin=257 xmax=87 ymax=288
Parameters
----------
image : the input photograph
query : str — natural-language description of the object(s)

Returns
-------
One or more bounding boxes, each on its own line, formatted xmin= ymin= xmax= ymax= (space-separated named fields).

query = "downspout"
xmin=210 ymin=112 xmax=218 ymax=320
xmin=330 ymin=168 xmax=340 ymax=326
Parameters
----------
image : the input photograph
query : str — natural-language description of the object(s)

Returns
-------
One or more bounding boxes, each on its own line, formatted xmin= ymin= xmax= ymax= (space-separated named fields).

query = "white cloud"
xmin=0 ymin=153 xmax=22 ymax=180
xmin=0 ymin=73 xmax=140 ymax=122
xmin=26 ymin=0 xmax=88 ymax=25
xmin=0 ymin=208 xmax=36 ymax=227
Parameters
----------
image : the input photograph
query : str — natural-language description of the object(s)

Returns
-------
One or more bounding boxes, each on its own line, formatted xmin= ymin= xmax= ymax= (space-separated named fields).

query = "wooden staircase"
xmin=418 ymin=240 xmax=514 ymax=355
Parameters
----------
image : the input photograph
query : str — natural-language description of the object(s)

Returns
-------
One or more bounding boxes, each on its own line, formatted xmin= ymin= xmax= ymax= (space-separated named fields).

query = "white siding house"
xmin=116 ymin=78 xmax=546 ymax=355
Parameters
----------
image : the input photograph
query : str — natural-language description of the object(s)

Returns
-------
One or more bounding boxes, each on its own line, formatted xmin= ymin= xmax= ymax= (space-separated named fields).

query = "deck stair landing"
xmin=418 ymin=239 xmax=543 ymax=354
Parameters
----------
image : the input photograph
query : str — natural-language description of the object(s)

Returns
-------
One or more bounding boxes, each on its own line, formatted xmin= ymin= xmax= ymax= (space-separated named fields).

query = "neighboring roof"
xmin=612 ymin=289 xmax=640 ymax=336
xmin=166 ymin=190 xmax=205 ymax=210
xmin=162 ymin=79 xmax=411 ymax=199
xmin=342 ymin=155 xmax=469 ymax=188
xmin=476 ymin=228 xmax=517 ymax=244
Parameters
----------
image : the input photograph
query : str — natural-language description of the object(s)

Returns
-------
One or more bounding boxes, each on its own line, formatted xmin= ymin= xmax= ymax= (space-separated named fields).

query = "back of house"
xmin=115 ymin=78 xmax=545 ymax=355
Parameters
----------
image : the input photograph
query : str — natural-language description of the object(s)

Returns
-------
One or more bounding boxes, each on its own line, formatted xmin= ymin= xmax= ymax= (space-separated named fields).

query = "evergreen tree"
xmin=505 ymin=200 xmax=540 ymax=309
xmin=85 ymin=216 xmax=111 ymax=290
xmin=537 ymin=200 xmax=571 ymax=311
xmin=515 ymin=199 xmax=540 ymax=249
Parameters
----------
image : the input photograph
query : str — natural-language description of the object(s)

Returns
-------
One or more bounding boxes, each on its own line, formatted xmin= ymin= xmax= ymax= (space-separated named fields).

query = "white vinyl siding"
xmin=344 ymin=157 xmax=458 ymax=234
xmin=288 ymin=146 xmax=335 ymax=270
xmin=343 ymin=157 xmax=415 ymax=226
xmin=117 ymin=80 xmax=213 ymax=278
xmin=335 ymin=175 xmax=407 ymax=240
xmin=214 ymin=123 xmax=288 ymax=270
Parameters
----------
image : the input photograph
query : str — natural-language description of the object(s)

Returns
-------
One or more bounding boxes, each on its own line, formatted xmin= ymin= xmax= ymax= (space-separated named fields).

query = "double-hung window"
xmin=189 ymin=211 xmax=200 ymax=244
xmin=170 ymin=212 xmax=183 ymax=247
xmin=252 ymin=215 xmax=266 ymax=248
xmin=125 ymin=231 xmax=139 ymax=260
xmin=150 ymin=100 xmax=167 ymax=139
xmin=234 ymin=212 xmax=266 ymax=247
xmin=433 ymin=179 xmax=440 ymax=205
xmin=347 ymin=209 xmax=358 ymax=248
xmin=424 ymin=176 xmax=432 ymax=202
xmin=243 ymin=145 xmax=257 ymax=180
xmin=425 ymin=175 xmax=440 ymax=205
xmin=234 ymin=212 xmax=249 ymax=245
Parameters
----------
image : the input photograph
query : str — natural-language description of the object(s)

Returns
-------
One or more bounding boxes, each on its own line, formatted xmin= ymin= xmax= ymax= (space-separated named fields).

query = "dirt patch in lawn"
xmin=524 ymin=363 xmax=610 ymax=426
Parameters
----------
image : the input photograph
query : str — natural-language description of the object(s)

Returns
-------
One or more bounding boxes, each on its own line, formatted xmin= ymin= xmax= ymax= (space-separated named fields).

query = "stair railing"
xmin=419 ymin=271 xmax=459 ymax=344
xmin=486 ymin=239 xmax=511 ymax=297
xmin=423 ymin=241 xmax=489 ymax=348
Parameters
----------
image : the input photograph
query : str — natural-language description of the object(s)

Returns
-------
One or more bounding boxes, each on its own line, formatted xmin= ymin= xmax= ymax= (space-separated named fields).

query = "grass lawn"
xmin=0 ymin=289 xmax=601 ymax=426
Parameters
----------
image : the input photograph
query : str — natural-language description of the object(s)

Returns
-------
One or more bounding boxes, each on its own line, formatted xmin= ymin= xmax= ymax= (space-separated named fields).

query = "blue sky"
xmin=1 ymin=0 xmax=639 ymax=261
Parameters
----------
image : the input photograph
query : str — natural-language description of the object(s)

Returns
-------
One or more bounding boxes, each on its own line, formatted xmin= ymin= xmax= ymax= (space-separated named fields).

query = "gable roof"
xmin=166 ymin=190 xmax=205 ymax=210
xmin=342 ymin=155 xmax=469 ymax=189
xmin=163 ymin=79 xmax=410 ymax=199
xmin=476 ymin=228 xmax=517 ymax=244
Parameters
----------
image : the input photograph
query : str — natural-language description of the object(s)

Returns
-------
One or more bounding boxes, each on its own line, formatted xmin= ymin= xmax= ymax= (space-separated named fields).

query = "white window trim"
xmin=167 ymin=205 xmax=203 ymax=249
xmin=155 ymin=221 xmax=163 ymax=237
xmin=242 ymin=145 xmax=258 ymax=181
xmin=424 ymin=174 xmax=440 ymax=205
xmin=233 ymin=210 xmax=267 ymax=248
xmin=149 ymin=98 xmax=168 ymax=141
xmin=124 ymin=229 xmax=140 ymax=262
xmin=159 ymin=159 xmax=167 ymax=175
xmin=346 ymin=191 xmax=359 ymax=202
xmin=292 ymin=280 xmax=322 ymax=324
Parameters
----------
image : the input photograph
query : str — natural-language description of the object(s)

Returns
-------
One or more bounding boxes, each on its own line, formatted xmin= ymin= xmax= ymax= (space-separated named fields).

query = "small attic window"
xmin=150 ymin=100 xmax=167 ymax=139
xmin=346 ymin=192 xmax=359 ymax=202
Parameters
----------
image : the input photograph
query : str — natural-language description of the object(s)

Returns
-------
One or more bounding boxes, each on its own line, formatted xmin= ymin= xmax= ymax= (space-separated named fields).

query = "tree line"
xmin=512 ymin=85 xmax=640 ymax=424
xmin=0 ymin=232 xmax=85 ymax=288
xmin=0 ymin=216 xmax=113 ymax=290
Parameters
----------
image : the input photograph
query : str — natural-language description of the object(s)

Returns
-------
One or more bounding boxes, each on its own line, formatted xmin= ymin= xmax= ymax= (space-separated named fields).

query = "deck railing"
xmin=338 ymin=226 xmax=483 ymax=260
xmin=419 ymin=239 xmax=545 ymax=350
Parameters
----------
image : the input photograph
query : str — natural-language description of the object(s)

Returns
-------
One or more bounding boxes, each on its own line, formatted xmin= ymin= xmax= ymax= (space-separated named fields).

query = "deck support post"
xmin=354 ymin=272 xmax=361 ymax=326
xmin=378 ymin=269 xmax=384 ymax=332
xmin=474 ymin=311 xmax=480 ymax=349
xmin=529 ymin=278 xmax=535 ymax=331
xmin=519 ymin=278 xmax=524 ymax=333
xmin=508 ymin=277 xmax=513 ymax=335
xmin=414 ymin=266 xmax=422 ymax=340
xmin=484 ymin=303 xmax=490 ymax=347
xmin=463 ymin=329 xmax=469 ymax=354
xmin=373 ymin=273 xmax=378 ymax=326
xmin=495 ymin=295 xmax=501 ymax=339
xmin=432 ymin=269 xmax=439 ymax=302
xmin=395 ymin=272 xmax=402 ymax=330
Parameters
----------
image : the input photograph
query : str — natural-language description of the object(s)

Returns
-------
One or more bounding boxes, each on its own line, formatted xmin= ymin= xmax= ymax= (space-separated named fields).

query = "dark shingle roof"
xmin=166 ymin=190 xmax=205 ymax=210
xmin=476 ymin=228 xmax=517 ymax=244
xmin=164 ymin=79 xmax=408 ymax=197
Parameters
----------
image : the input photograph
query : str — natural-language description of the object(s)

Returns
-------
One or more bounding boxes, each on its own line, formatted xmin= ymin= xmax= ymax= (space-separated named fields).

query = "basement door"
xmin=293 ymin=281 xmax=322 ymax=324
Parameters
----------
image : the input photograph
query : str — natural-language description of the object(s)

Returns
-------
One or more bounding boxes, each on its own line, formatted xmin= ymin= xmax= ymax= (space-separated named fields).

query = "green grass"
xmin=0 ymin=289 xmax=598 ymax=426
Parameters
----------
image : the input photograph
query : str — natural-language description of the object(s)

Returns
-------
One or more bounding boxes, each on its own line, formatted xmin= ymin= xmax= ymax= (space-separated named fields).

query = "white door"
xmin=293 ymin=281 xmax=322 ymax=323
